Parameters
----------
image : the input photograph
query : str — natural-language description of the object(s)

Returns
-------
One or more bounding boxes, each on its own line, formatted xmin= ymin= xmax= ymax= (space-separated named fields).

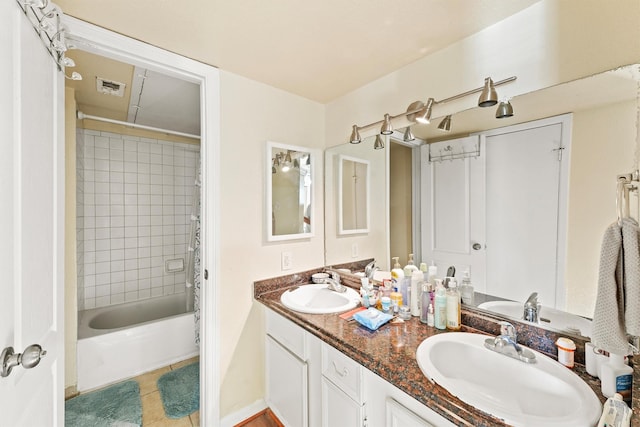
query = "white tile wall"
xmin=76 ymin=129 xmax=200 ymax=310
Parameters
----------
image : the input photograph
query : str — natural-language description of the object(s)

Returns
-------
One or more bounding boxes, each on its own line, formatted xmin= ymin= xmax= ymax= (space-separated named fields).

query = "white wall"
xmin=218 ymin=70 xmax=325 ymax=416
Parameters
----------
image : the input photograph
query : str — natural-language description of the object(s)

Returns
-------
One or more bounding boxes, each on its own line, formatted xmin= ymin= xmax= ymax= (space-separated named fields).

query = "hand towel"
xmin=622 ymin=217 xmax=640 ymax=336
xmin=592 ymin=221 xmax=629 ymax=355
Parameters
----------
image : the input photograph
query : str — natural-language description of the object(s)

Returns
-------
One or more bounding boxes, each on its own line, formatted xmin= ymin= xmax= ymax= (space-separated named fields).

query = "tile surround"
xmin=76 ymin=129 xmax=199 ymax=310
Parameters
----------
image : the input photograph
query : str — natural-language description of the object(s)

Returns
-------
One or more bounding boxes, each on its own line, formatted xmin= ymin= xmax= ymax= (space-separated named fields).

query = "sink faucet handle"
xmin=499 ymin=321 xmax=516 ymax=340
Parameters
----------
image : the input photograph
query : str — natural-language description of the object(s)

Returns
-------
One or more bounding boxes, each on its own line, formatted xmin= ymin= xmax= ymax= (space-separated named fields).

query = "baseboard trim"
xmin=220 ymin=399 xmax=267 ymax=427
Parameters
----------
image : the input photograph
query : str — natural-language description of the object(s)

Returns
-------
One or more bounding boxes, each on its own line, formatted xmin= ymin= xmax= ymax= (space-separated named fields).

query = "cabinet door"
xmin=386 ymin=397 xmax=435 ymax=427
xmin=321 ymin=377 xmax=365 ymax=427
xmin=266 ymin=335 xmax=308 ymax=427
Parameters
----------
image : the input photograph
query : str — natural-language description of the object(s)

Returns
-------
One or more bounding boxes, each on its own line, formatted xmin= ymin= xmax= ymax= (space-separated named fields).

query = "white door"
xmin=421 ymin=136 xmax=486 ymax=286
xmin=484 ymin=121 xmax=567 ymax=308
xmin=0 ymin=3 xmax=65 ymax=426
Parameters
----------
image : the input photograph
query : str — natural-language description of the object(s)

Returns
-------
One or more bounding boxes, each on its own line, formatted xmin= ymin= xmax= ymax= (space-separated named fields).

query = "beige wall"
xmin=64 ymin=87 xmax=78 ymax=393
xmin=566 ymin=100 xmax=637 ymax=317
xmin=218 ymin=71 xmax=325 ymax=416
xmin=324 ymin=0 xmax=640 ymax=268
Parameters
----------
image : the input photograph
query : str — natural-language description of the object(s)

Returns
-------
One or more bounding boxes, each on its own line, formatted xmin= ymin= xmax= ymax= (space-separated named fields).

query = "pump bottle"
xmin=459 ymin=270 xmax=475 ymax=305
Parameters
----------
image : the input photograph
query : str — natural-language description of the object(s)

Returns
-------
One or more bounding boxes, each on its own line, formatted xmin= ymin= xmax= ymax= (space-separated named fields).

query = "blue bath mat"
xmin=157 ymin=362 xmax=200 ymax=419
xmin=65 ymin=380 xmax=142 ymax=427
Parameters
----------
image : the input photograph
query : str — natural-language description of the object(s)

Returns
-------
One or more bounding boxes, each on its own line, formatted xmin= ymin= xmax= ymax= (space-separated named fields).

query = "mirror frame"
xmin=266 ymin=140 xmax=314 ymax=242
xmin=338 ymin=154 xmax=370 ymax=235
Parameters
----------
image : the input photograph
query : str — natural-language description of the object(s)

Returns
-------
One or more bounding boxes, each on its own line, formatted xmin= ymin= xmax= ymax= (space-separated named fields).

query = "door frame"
xmin=63 ymin=17 xmax=221 ymax=423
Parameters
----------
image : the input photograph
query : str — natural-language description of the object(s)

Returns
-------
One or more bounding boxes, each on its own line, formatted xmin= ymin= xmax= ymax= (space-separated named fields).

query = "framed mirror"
xmin=338 ymin=155 xmax=370 ymax=235
xmin=266 ymin=141 xmax=314 ymax=241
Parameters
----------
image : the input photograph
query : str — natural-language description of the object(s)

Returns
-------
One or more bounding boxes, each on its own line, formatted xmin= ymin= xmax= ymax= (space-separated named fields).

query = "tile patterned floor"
xmin=136 ymin=356 xmax=200 ymax=427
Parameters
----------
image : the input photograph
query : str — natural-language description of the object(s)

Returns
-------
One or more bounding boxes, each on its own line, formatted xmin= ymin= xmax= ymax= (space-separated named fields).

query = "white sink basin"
xmin=477 ymin=300 xmax=593 ymax=337
xmin=416 ymin=333 xmax=601 ymax=427
xmin=280 ymin=284 xmax=361 ymax=314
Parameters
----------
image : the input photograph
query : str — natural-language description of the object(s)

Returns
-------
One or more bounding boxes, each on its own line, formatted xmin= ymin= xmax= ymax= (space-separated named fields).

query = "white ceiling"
xmin=57 ymin=0 xmax=540 ymax=103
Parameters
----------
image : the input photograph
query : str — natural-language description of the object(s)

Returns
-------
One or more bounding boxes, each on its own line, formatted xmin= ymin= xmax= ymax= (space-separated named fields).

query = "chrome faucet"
xmin=523 ymin=292 xmax=540 ymax=323
xmin=323 ymin=271 xmax=346 ymax=293
xmin=484 ymin=321 xmax=536 ymax=363
xmin=364 ymin=260 xmax=379 ymax=281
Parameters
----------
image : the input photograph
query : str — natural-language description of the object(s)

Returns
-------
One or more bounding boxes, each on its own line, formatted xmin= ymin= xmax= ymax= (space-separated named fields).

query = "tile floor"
xmin=136 ymin=356 xmax=200 ymax=427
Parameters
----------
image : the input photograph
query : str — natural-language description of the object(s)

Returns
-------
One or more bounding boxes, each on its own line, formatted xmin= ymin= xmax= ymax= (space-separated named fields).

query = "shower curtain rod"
xmin=76 ymin=111 xmax=201 ymax=140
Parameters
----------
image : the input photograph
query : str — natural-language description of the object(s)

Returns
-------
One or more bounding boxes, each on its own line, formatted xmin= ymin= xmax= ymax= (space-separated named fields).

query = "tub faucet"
xmin=523 ymin=292 xmax=540 ymax=322
xmin=484 ymin=321 xmax=536 ymax=363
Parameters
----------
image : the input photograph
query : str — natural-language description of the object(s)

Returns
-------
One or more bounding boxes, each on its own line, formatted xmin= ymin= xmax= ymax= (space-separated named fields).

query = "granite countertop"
xmin=254 ymin=267 xmax=614 ymax=427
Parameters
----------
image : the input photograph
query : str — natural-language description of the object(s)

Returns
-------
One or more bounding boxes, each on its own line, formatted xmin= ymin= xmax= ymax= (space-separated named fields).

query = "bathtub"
xmin=77 ymin=293 xmax=199 ymax=391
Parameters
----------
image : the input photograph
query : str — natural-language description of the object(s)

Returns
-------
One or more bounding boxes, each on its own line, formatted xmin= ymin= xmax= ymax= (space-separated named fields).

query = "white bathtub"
xmin=77 ymin=293 xmax=199 ymax=391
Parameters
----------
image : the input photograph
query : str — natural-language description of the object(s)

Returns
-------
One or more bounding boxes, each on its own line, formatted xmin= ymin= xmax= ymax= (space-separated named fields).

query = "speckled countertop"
xmin=254 ymin=264 xmax=616 ymax=427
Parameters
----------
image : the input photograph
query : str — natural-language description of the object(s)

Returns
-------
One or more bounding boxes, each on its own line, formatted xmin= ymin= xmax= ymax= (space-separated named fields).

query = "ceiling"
xmin=62 ymin=1 xmax=542 ymax=138
xmin=58 ymin=0 xmax=540 ymax=104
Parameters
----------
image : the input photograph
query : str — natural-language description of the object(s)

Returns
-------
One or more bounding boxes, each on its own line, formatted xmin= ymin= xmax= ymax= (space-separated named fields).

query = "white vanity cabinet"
xmin=321 ymin=343 xmax=366 ymax=427
xmin=265 ymin=309 xmax=454 ymax=427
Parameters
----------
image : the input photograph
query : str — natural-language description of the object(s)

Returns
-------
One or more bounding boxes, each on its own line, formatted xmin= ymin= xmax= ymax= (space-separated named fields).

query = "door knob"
xmin=1 ymin=344 xmax=46 ymax=378
xmin=472 ymin=243 xmax=483 ymax=251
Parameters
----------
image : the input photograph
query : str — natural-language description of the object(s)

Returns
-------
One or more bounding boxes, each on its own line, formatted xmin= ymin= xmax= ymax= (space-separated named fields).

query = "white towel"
xmin=622 ymin=217 xmax=640 ymax=336
xmin=592 ymin=221 xmax=629 ymax=355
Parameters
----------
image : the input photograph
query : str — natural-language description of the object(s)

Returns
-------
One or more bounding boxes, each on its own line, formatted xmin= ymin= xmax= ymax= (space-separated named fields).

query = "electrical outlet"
xmin=351 ymin=243 xmax=359 ymax=258
xmin=281 ymin=251 xmax=292 ymax=270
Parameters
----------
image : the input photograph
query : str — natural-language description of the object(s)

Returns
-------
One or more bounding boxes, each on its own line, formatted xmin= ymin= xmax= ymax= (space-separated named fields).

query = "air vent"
xmin=96 ymin=77 xmax=126 ymax=97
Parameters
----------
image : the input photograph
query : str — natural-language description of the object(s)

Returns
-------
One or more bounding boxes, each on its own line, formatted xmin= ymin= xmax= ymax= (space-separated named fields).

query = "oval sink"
xmin=477 ymin=300 xmax=593 ymax=337
xmin=280 ymin=284 xmax=361 ymax=314
xmin=416 ymin=332 xmax=601 ymax=427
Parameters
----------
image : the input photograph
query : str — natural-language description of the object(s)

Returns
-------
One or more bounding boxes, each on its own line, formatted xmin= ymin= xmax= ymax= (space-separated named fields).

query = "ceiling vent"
xmin=96 ymin=77 xmax=126 ymax=97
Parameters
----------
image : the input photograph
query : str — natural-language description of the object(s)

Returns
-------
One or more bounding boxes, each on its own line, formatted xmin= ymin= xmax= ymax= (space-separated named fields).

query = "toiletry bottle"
xmin=391 ymin=257 xmax=404 ymax=290
xmin=600 ymin=353 xmax=633 ymax=403
xmin=404 ymin=253 xmax=420 ymax=274
xmin=420 ymin=283 xmax=430 ymax=324
xmin=427 ymin=263 xmax=438 ymax=288
xmin=434 ymin=284 xmax=447 ymax=330
xmin=419 ymin=262 xmax=428 ymax=280
xmin=459 ymin=270 xmax=475 ymax=305
xmin=445 ymin=279 xmax=461 ymax=331
xmin=427 ymin=304 xmax=435 ymax=327
xmin=410 ymin=270 xmax=423 ymax=316
xmin=389 ymin=291 xmax=403 ymax=313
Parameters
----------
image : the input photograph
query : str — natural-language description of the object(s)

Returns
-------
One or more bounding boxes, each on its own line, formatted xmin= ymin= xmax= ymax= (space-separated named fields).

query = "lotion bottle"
xmin=434 ymin=283 xmax=447 ymax=330
xmin=420 ymin=283 xmax=430 ymax=324
xmin=391 ymin=257 xmax=404 ymax=290
xmin=600 ymin=353 xmax=633 ymax=403
xmin=445 ymin=279 xmax=461 ymax=331
xmin=410 ymin=270 xmax=423 ymax=316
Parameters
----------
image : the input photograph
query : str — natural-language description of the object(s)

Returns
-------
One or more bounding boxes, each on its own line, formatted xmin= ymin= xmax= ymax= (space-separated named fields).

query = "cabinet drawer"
xmin=266 ymin=309 xmax=308 ymax=361
xmin=322 ymin=343 xmax=363 ymax=403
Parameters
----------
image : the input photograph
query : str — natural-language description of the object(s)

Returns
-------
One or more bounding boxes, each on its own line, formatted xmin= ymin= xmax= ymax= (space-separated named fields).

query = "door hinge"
xmin=204 ymin=269 xmax=208 ymax=280
xmin=553 ymin=147 xmax=565 ymax=161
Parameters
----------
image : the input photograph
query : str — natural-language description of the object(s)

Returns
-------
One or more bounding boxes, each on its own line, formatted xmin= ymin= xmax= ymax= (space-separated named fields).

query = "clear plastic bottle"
xmin=434 ymin=284 xmax=447 ymax=330
xmin=446 ymin=279 xmax=461 ymax=331
xmin=420 ymin=283 xmax=430 ymax=323
xmin=459 ymin=270 xmax=475 ymax=306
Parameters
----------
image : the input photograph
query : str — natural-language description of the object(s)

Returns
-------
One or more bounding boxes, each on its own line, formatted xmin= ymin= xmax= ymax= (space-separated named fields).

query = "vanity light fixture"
xmin=374 ymin=135 xmax=385 ymax=150
xmin=438 ymin=115 xmax=452 ymax=132
xmin=478 ymin=77 xmax=498 ymax=107
xmin=350 ymin=125 xmax=362 ymax=144
xmin=403 ymin=126 xmax=415 ymax=142
xmin=415 ymin=98 xmax=434 ymax=124
xmin=281 ymin=151 xmax=292 ymax=172
xmin=495 ymin=100 xmax=514 ymax=118
xmin=381 ymin=113 xmax=393 ymax=135
xmin=347 ymin=76 xmax=516 ymax=145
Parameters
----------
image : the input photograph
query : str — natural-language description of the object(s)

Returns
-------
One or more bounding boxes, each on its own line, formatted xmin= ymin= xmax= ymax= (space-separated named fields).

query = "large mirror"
xmin=338 ymin=155 xmax=370 ymax=235
xmin=266 ymin=141 xmax=314 ymax=241
xmin=324 ymin=64 xmax=640 ymax=337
